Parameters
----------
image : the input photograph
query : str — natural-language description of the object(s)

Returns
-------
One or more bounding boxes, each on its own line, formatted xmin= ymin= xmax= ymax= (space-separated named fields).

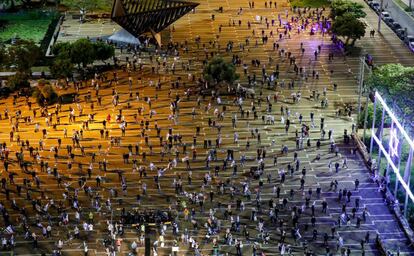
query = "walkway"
xmin=4 ymin=0 xmax=414 ymax=255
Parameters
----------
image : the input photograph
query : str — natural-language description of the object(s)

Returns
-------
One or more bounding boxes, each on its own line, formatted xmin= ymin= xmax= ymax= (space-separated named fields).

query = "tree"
xmin=52 ymin=42 xmax=72 ymax=56
xmin=203 ymin=57 xmax=239 ymax=85
xmin=330 ymin=0 xmax=366 ymax=19
xmin=0 ymin=0 xmax=16 ymax=10
xmin=93 ymin=41 xmax=115 ymax=63
xmin=70 ymin=38 xmax=96 ymax=68
xmin=7 ymin=71 xmax=30 ymax=90
xmin=0 ymin=45 xmax=8 ymax=69
xmin=50 ymin=42 xmax=74 ymax=85
xmin=0 ymin=20 xmax=8 ymax=31
xmin=365 ymin=64 xmax=414 ymax=126
xmin=332 ymin=13 xmax=366 ymax=45
xmin=7 ymin=40 xmax=40 ymax=74
xmin=50 ymin=57 xmax=74 ymax=83
xmin=357 ymin=102 xmax=391 ymax=129
xmin=19 ymin=0 xmax=33 ymax=8
xmin=51 ymin=39 xmax=114 ymax=76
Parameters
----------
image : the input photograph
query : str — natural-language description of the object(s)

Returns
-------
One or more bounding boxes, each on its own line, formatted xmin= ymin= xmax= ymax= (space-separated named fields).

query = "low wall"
xmin=45 ymin=15 xmax=64 ymax=57
xmin=352 ymin=133 xmax=371 ymax=167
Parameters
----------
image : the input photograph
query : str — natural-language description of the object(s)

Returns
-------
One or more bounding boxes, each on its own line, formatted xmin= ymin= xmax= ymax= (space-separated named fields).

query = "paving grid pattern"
xmin=6 ymin=0 xmax=414 ymax=255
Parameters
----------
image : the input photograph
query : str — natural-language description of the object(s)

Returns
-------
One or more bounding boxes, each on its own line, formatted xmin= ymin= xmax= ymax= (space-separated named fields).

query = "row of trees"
xmin=1 ymin=0 xmax=37 ymax=10
xmin=50 ymin=38 xmax=114 ymax=80
xmin=331 ymin=0 xmax=367 ymax=46
xmin=0 ymin=38 xmax=114 ymax=101
xmin=0 ymin=0 xmax=60 ymax=10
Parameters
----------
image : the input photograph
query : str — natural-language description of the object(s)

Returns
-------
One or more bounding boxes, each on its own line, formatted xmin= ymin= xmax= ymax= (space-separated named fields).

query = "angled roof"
xmin=111 ymin=0 xmax=199 ymax=38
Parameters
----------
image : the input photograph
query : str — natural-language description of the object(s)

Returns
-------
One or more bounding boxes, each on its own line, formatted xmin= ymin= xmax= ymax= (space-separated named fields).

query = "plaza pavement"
xmin=6 ymin=0 xmax=414 ymax=255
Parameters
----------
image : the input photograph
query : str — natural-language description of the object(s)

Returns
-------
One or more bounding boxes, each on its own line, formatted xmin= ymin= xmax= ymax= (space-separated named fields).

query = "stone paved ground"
xmin=5 ymin=0 xmax=414 ymax=255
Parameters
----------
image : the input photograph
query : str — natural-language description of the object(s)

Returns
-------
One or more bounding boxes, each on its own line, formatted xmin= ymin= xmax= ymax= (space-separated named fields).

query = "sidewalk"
xmin=353 ymin=0 xmax=414 ymax=65
xmin=398 ymin=0 xmax=414 ymax=11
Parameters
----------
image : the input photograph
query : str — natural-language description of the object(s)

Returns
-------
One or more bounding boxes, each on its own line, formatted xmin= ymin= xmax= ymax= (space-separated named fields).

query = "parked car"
xmin=406 ymin=36 xmax=414 ymax=51
xmin=381 ymin=11 xmax=390 ymax=18
xmin=370 ymin=1 xmax=380 ymax=9
xmin=409 ymin=42 xmax=414 ymax=52
xmin=395 ymin=28 xmax=406 ymax=39
xmin=384 ymin=17 xmax=394 ymax=25
xmin=391 ymin=22 xmax=402 ymax=30
xmin=405 ymin=35 xmax=414 ymax=45
xmin=372 ymin=3 xmax=381 ymax=11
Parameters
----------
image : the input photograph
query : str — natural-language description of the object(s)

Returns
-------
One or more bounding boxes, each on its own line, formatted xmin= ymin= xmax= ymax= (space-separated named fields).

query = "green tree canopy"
xmin=0 ymin=0 xmax=16 ymax=10
xmin=203 ymin=57 xmax=239 ymax=85
xmin=50 ymin=39 xmax=114 ymax=76
xmin=366 ymin=64 xmax=414 ymax=123
xmin=0 ymin=46 xmax=8 ymax=69
xmin=330 ymin=0 xmax=366 ymax=18
xmin=52 ymin=41 xmax=72 ymax=56
xmin=357 ymin=103 xmax=391 ymax=129
xmin=70 ymin=38 xmax=96 ymax=68
xmin=7 ymin=40 xmax=40 ymax=74
xmin=7 ymin=71 xmax=30 ymax=90
xmin=332 ymin=13 xmax=366 ymax=45
xmin=50 ymin=57 xmax=74 ymax=81
xmin=93 ymin=41 xmax=115 ymax=63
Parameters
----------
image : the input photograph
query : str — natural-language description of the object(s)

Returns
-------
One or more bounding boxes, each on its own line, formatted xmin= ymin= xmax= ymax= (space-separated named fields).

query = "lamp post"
xmin=145 ymin=223 xmax=151 ymax=256
xmin=357 ymin=57 xmax=365 ymax=118
xmin=357 ymin=57 xmax=372 ymax=141
xmin=378 ymin=0 xmax=384 ymax=32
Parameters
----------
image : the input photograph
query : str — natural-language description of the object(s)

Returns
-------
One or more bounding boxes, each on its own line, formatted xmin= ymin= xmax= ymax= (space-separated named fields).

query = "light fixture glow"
xmin=389 ymin=128 xmax=399 ymax=158
xmin=372 ymin=132 xmax=414 ymax=202
xmin=369 ymin=91 xmax=414 ymax=203
xmin=375 ymin=91 xmax=414 ymax=149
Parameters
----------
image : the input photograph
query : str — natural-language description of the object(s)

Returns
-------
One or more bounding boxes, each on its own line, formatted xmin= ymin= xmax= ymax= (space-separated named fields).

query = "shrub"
xmin=7 ymin=72 xmax=30 ymax=91
xmin=203 ymin=57 xmax=239 ymax=85
xmin=33 ymin=83 xmax=58 ymax=106
xmin=358 ymin=102 xmax=391 ymax=129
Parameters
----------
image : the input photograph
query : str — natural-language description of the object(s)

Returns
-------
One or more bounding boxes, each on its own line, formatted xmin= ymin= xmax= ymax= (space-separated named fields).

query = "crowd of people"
xmin=0 ymin=2 xmax=398 ymax=256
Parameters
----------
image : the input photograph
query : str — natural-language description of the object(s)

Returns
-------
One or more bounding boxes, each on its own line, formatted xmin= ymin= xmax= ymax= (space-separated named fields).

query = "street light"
xmin=357 ymin=57 xmax=365 ymax=117
xmin=378 ymin=0 xmax=384 ymax=32
xmin=357 ymin=56 xmax=372 ymax=141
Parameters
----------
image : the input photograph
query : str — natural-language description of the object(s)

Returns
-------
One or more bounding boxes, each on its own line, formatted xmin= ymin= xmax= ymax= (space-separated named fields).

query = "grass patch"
xmin=394 ymin=0 xmax=413 ymax=12
xmin=31 ymin=66 xmax=50 ymax=73
xmin=0 ymin=10 xmax=58 ymax=43
xmin=290 ymin=0 xmax=331 ymax=8
xmin=60 ymin=0 xmax=113 ymax=13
